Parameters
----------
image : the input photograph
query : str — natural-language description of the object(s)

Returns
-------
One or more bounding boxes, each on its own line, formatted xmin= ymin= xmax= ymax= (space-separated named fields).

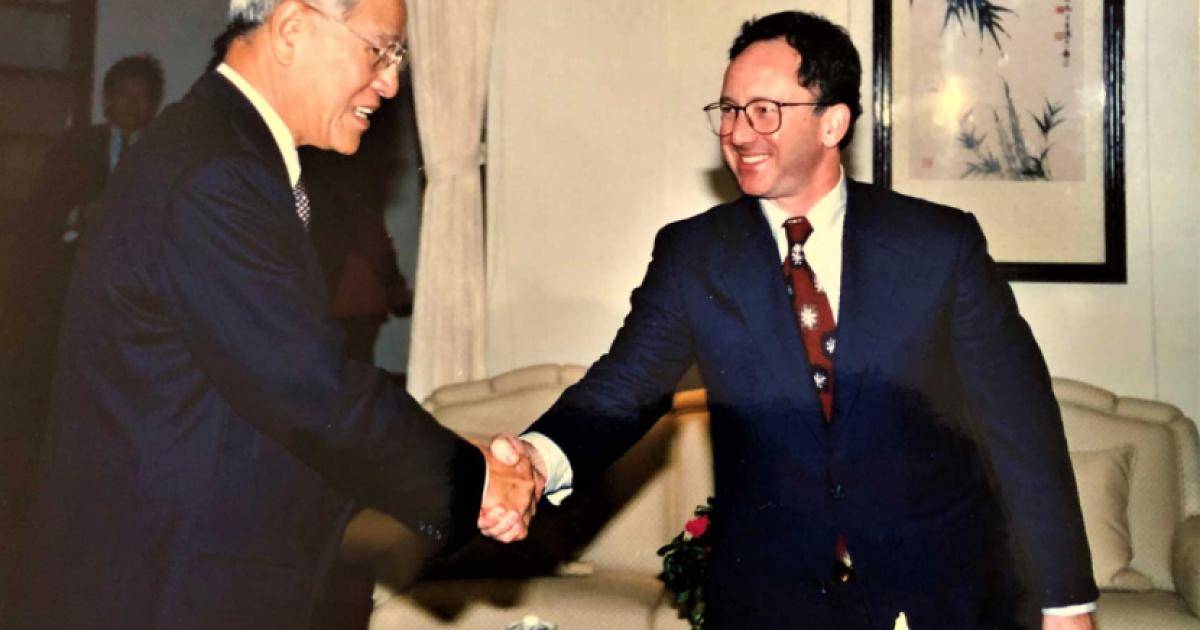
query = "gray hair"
xmin=227 ymin=0 xmax=357 ymax=25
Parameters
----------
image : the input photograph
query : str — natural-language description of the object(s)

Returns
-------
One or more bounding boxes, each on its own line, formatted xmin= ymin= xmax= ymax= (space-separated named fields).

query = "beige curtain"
xmin=405 ymin=0 xmax=497 ymax=400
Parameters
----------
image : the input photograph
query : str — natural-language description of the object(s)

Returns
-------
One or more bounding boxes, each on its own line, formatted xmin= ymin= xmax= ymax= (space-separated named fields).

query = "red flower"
xmin=684 ymin=514 xmax=709 ymax=539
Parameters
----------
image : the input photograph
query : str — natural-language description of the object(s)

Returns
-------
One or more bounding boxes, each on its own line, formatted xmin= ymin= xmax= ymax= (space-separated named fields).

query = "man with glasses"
xmin=492 ymin=11 xmax=1096 ymax=630
xmin=16 ymin=2 xmax=539 ymax=629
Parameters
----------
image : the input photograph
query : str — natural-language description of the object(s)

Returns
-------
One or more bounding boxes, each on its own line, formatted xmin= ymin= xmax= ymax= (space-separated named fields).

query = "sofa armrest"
xmin=1172 ymin=515 xmax=1200 ymax=616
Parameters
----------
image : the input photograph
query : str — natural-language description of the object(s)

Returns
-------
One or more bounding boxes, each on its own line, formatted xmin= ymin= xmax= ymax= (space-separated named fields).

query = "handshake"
xmin=476 ymin=433 xmax=548 ymax=543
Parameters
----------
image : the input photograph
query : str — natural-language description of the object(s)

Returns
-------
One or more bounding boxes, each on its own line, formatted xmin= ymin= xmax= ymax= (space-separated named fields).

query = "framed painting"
xmin=872 ymin=0 xmax=1125 ymax=282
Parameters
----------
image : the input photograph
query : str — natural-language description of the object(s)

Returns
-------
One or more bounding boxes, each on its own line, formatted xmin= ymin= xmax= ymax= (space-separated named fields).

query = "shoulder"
xmin=117 ymin=88 xmax=279 ymax=207
xmin=846 ymin=179 xmax=982 ymax=248
xmin=654 ymin=196 xmax=762 ymax=247
xmin=849 ymin=180 xmax=971 ymax=227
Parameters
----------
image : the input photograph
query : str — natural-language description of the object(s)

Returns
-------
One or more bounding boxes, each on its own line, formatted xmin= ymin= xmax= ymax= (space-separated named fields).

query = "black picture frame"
xmin=872 ymin=0 xmax=1126 ymax=283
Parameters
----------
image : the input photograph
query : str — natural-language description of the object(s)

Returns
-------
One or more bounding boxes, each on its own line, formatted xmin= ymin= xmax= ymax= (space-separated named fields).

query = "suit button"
xmin=829 ymin=483 xmax=844 ymax=500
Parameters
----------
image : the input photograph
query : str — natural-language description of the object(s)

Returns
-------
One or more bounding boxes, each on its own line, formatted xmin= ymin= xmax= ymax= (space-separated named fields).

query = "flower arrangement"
xmin=657 ymin=497 xmax=714 ymax=629
xmin=658 ymin=498 xmax=912 ymax=630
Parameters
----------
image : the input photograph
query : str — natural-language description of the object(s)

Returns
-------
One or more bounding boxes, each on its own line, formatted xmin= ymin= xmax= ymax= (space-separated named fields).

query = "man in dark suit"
xmin=31 ymin=54 xmax=165 ymax=250
xmin=490 ymin=11 xmax=1097 ymax=630
xmin=16 ymin=1 xmax=539 ymax=629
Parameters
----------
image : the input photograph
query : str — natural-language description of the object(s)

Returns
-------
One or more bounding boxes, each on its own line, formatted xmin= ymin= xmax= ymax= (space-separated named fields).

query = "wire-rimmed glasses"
xmin=303 ymin=2 xmax=409 ymax=73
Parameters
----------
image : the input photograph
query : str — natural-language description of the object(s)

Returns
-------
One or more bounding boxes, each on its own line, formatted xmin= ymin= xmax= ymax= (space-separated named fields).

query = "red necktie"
xmin=782 ymin=217 xmax=836 ymax=420
xmin=782 ymin=217 xmax=852 ymax=578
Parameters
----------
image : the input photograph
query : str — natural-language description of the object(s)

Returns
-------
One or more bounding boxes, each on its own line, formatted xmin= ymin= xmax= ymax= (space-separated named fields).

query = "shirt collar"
xmin=216 ymin=63 xmax=301 ymax=187
xmin=760 ymin=167 xmax=847 ymax=234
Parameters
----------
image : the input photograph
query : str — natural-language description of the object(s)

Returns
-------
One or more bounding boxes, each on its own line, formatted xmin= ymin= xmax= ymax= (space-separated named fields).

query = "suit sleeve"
xmin=157 ymin=158 xmax=484 ymax=546
xmin=948 ymin=213 xmax=1098 ymax=608
xmin=528 ymin=226 xmax=696 ymax=487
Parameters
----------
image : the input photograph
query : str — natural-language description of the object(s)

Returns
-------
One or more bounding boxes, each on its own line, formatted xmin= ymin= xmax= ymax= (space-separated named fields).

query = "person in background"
xmin=34 ymin=53 xmax=165 ymax=249
xmin=302 ymin=139 xmax=414 ymax=369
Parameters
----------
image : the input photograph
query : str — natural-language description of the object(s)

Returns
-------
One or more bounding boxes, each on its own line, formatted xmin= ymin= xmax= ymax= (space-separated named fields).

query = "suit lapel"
xmin=188 ymin=73 xmax=326 ymax=296
xmin=831 ymin=182 xmax=904 ymax=435
xmin=712 ymin=197 xmax=827 ymax=442
xmin=193 ymin=72 xmax=296 ymax=214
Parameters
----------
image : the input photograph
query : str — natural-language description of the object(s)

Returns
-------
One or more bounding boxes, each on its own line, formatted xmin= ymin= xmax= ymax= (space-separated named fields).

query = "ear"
xmin=819 ymin=103 xmax=851 ymax=149
xmin=267 ymin=0 xmax=308 ymax=66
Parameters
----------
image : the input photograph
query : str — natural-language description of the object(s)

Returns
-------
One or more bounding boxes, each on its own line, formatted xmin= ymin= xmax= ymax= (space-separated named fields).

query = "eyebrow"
xmin=357 ymin=19 xmax=403 ymax=46
xmin=367 ymin=28 xmax=403 ymax=43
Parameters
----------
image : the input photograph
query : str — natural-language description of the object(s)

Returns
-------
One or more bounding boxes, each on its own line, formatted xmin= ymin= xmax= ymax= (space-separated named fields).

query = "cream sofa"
xmin=349 ymin=366 xmax=1200 ymax=629
xmin=1052 ymin=378 xmax=1200 ymax=630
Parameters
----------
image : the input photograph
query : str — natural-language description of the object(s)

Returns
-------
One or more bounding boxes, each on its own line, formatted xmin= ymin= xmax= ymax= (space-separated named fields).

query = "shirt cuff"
xmin=520 ymin=431 xmax=574 ymax=505
xmin=1042 ymin=602 xmax=1097 ymax=616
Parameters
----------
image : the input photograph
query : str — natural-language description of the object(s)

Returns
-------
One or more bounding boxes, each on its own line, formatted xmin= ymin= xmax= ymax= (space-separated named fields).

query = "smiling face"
xmin=292 ymin=0 xmax=405 ymax=154
xmin=719 ymin=38 xmax=845 ymax=214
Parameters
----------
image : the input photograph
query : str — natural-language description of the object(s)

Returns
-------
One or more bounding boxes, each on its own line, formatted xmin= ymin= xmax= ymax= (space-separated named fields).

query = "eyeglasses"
xmin=303 ymin=2 xmax=409 ymax=73
xmin=703 ymin=98 xmax=822 ymax=136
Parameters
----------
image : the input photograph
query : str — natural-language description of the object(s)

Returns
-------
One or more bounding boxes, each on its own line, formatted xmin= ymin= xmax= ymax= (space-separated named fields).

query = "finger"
xmin=496 ymin=516 xmax=528 ymax=543
xmin=482 ymin=509 xmax=519 ymax=539
xmin=478 ymin=504 xmax=506 ymax=529
xmin=502 ymin=524 xmax=528 ymax=543
xmin=489 ymin=433 xmax=522 ymax=466
xmin=490 ymin=519 xmax=524 ymax=543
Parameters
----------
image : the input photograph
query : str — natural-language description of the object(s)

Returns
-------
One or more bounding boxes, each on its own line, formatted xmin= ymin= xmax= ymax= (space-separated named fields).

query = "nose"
xmin=728 ymin=108 xmax=758 ymax=145
xmin=373 ymin=63 xmax=401 ymax=99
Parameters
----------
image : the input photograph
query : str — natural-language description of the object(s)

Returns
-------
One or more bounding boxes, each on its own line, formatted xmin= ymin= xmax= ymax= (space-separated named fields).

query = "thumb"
xmin=489 ymin=433 xmax=522 ymax=466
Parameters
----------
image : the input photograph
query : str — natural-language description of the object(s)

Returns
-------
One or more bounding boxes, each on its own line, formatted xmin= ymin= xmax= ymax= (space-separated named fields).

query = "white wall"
xmin=486 ymin=0 xmax=847 ymax=371
xmin=486 ymin=0 xmax=1200 ymax=420
xmin=1008 ymin=1 xmax=1199 ymax=419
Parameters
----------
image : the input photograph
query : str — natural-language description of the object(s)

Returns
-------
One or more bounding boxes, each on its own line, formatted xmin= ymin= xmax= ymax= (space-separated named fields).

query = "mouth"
xmin=739 ymin=154 xmax=769 ymax=165
xmin=352 ymin=105 xmax=377 ymax=127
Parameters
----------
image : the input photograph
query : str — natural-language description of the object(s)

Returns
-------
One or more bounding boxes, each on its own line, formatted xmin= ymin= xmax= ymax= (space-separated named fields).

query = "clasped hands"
xmin=477 ymin=433 xmax=547 ymax=542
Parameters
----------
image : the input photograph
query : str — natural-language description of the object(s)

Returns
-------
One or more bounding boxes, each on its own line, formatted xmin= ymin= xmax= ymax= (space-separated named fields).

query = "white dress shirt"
xmin=761 ymin=172 xmax=847 ymax=323
xmin=215 ymin=63 xmax=302 ymax=188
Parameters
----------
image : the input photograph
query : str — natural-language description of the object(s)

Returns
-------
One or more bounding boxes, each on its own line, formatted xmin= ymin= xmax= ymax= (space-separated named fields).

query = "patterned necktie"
xmin=782 ymin=217 xmax=836 ymax=420
xmin=782 ymin=217 xmax=853 ymax=580
xmin=292 ymin=179 xmax=312 ymax=230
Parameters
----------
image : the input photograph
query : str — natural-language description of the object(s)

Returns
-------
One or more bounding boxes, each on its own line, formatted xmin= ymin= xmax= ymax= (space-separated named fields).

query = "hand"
xmin=476 ymin=433 xmax=546 ymax=542
xmin=1043 ymin=613 xmax=1094 ymax=630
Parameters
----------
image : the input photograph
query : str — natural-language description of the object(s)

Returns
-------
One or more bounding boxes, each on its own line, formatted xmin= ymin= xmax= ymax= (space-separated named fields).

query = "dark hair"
xmin=729 ymin=11 xmax=862 ymax=149
xmin=103 ymin=54 xmax=165 ymax=105
xmin=206 ymin=17 xmax=259 ymax=72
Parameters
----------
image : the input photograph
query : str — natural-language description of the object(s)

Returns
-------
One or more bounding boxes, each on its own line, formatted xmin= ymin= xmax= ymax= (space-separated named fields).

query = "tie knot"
xmin=783 ymin=217 xmax=814 ymax=247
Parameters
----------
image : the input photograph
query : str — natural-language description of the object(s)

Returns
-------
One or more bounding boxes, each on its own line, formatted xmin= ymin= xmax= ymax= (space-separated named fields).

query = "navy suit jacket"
xmin=17 ymin=72 xmax=485 ymax=630
xmin=529 ymin=183 xmax=1097 ymax=629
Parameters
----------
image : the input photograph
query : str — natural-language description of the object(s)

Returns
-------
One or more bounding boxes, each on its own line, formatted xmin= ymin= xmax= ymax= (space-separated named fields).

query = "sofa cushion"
xmin=1071 ymin=446 xmax=1152 ymax=591
xmin=1060 ymin=401 xmax=1182 ymax=589
xmin=1095 ymin=590 xmax=1200 ymax=630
